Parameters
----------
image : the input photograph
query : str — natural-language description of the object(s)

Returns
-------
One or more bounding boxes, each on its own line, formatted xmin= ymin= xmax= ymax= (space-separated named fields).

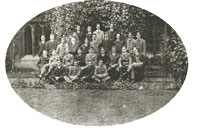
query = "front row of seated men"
xmin=37 ymin=45 xmax=144 ymax=85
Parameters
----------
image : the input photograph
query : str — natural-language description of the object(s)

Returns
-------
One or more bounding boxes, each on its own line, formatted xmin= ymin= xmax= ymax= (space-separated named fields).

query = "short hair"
xmin=122 ymin=45 xmax=127 ymax=49
xmin=89 ymin=46 xmax=94 ymax=50
xmin=112 ymin=46 xmax=116 ymax=50
xmin=100 ymin=47 xmax=105 ymax=50
xmin=136 ymin=32 xmax=141 ymax=36
xmin=104 ymin=32 xmax=109 ymax=36
xmin=50 ymin=34 xmax=54 ymax=37
xmin=92 ymin=33 xmax=97 ymax=36
xmin=41 ymin=35 xmax=45 ymax=38
xmin=98 ymin=59 xmax=103 ymax=62
xmin=85 ymin=37 xmax=89 ymax=41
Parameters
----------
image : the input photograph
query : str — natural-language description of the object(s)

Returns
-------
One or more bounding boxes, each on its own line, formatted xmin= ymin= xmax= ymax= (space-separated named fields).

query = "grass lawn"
xmin=13 ymin=88 xmax=178 ymax=126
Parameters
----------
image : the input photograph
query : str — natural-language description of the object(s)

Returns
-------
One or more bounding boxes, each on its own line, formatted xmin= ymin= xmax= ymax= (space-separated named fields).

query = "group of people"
xmin=37 ymin=23 xmax=146 ymax=85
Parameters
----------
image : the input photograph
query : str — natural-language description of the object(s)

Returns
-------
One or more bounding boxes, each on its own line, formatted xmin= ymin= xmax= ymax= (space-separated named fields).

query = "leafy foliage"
xmin=162 ymin=29 xmax=188 ymax=88
xmin=45 ymin=0 xmax=154 ymax=39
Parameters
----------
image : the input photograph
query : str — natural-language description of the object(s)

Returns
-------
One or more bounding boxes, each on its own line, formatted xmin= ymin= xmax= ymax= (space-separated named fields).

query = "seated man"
xmin=131 ymin=47 xmax=145 ymax=83
xmin=80 ymin=37 xmax=90 ymax=55
xmin=97 ymin=47 xmax=110 ymax=67
xmin=37 ymin=50 xmax=49 ymax=71
xmin=62 ymin=48 xmax=74 ymax=68
xmin=92 ymin=59 xmax=110 ymax=83
xmin=64 ymin=60 xmax=81 ymax=83
xmin=69 ymin=37 xmax=79 ymax=56
xmin=40 ymin=50 xmax=59 ymax=78
xmin=48 ymin=60 xmax=66 ymax=85
xmin=108 ymin=46 xmax=120 ymax=81
xmin=118 ymin=46 xmax=132 ymax=81
xmin=74 ymin=48 xmax=85 ymax=67
xmin=81 ymin=47 xmax=97 ymax=81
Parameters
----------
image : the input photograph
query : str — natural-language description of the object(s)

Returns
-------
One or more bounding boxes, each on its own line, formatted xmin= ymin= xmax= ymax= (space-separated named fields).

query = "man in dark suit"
xmin=99 ymin=33 xmax=113 ymax=54
xmin=48 ymin=60 xmax=66 ymax=85
xmin=107 ymin=23 xmax=116 ymax=43
xmin=46 ymin=34 xmax=59 ymax=56
xmin=135 ymin=32 xmax=146 ymax=56
xmin=37 ymin=35 xmax=46 ymax=57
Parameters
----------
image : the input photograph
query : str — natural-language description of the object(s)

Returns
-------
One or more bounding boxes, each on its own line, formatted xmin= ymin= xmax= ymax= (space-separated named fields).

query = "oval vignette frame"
xmin=5 ymin=0 xmax=188 ymax=126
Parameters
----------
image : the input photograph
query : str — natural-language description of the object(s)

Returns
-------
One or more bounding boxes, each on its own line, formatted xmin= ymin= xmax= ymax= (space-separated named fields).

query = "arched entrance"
xmin=24 ymin=26 xmax=32 ymax=55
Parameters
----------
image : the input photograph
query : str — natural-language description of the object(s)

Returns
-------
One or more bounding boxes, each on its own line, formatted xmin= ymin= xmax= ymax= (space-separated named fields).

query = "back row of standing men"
xmin=37 ymin=23 xmax=146 ymax=84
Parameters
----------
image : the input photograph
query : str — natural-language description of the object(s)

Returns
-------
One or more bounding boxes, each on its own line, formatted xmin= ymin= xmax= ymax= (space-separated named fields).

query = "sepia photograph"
xmin=5 ymin=0 xmax=188 ymax=126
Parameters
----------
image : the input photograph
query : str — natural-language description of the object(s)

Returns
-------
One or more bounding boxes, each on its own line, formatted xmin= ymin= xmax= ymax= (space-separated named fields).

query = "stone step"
xmin=15 ymin=55 xmax=39 ymax=70
xmin=144 ymin=77 xmax=174 ymax=82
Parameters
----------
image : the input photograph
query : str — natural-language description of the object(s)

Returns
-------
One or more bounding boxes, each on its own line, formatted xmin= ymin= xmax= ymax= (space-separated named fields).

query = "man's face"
xmin=61 ymin=38 xmax=65 ymax=44
xmin=89 ymin=48 xmax=93 ymax=54
xmin=99 ymin=61 xmax=103 ymax=66
xmin=71 ymin=38 xmax=75 ymax=44
xmin=85 ymin=39 xmax=89 ymax=44
xmin=57 ymin=61 xmax=61 ymax=67
xmin=74 ymin=61 xmax=78 ymax=67
xmin=50 ymin=34 xmax=54 ymax=40
xmin=116 ymin=34 xmax=120 ymax=39
xmin=92 ymin=35 xmax=96 ymax=40
xmin=65 ymin=49 xmax=69 ymax=54
xmin=100 ymin=48 xmax=105 ymax=54
xmin=133 ymin=47 xmax=138 ymax=55
xmin=105 ymin=35 xmax=109 ymax=40
xmin=77 ymin=49 xmax=82 ymax=54
xmin=41 ymin=36 xmax=45 ymax=41
xmin=43 ymin=50 xmax=47 ymax=56
xmin=110 ymin=24 xmax=114 ymax=29
xmin=112 ymin=48 xmax=116 ymax=54
xmin=77 ymin=26 xmax=80 ymax=31
xmin=128 ymin=33 xmax=132 ymax=39
xmin=87 ymin=26 xmax=92 ymax=32
xmin=52 ymin=50 xmax=56 ymax=56
xmin=136 ymin=35 xmax=141 ymax=39
xmin=96 ymin=24 xmax=100 ymax=30
xmin=122 ymin=47 xmax=126 ymax=53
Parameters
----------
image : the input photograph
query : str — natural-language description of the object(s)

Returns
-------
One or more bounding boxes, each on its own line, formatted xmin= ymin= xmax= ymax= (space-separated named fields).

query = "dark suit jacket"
xmin=37 ymin=41 xmax=46 ymax=56
xmin=51 ymin=66 xmax=66 ymax=78
xmin=46 ymin=40 xmax=59 ymax=55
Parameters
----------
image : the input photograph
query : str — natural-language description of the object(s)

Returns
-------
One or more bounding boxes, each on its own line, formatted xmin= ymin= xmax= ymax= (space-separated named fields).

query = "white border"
xmin=0 ymin=0 xmax=200 ymax=131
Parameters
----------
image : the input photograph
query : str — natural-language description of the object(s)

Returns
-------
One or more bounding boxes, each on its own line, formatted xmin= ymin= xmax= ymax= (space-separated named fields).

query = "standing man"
xmin=73 ymin=25 xmax=84 ymax=46
xmin=56 ymin=37 xmax=68 ymax=60
xmin=118 ymin=46 xmax=132 ymax=81
xmin=69 ymin=37 xmax=79 ymax=56
xmin=46 ymin=34 xmax=59 ymax=56
xmin=135 ymin=32 xmax=146 ymax=56
xmin=126 ymin=32 xmax=136 ymax=55
xmin=90 ymin=33 xmax=101 ymax=54
xmin=85 ymin=26 xmax=93 ymax=43
xmin=114 ymin=33 xmax=125 ymax=54
xmin=93 ymin=23 xmax=104 ymax=43
xmin=37 ymin=35 xmax=46 ymax=57
xmin=107 ymin=23 xmax=116 ymax=42
xmin=99 ymin=33 xmax=113 ymax=54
